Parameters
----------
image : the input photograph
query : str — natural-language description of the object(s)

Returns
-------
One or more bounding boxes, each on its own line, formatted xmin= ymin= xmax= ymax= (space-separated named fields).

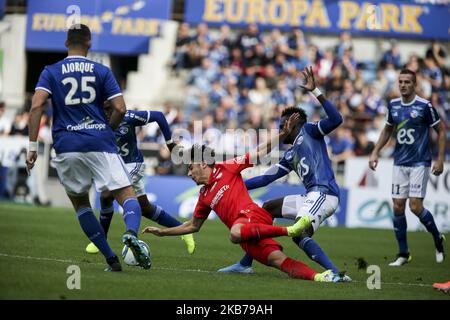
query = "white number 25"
xmin=61 ymin=76 xmax=96 ymax=105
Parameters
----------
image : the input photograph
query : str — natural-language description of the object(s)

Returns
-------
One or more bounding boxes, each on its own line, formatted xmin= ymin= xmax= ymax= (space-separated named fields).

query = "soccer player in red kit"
xmin=142 ymin=115 xmax=337 ymax=282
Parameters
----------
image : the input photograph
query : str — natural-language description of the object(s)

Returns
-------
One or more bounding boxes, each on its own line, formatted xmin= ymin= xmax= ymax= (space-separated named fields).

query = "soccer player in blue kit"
xmin=369 ymin=69 xmax=446 ymax=266
xmin=218 ymin=67 xmax=350 ymax=281
xmin=85 ymin=103 xmax=196 ymax=255
xmin=26 ymin=24 xmax=150 ymax=271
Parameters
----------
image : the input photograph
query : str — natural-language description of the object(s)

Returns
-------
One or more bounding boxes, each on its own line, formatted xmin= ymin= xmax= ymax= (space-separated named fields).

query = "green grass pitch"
xmin=0 ymin=202 xmax=448 ymax=300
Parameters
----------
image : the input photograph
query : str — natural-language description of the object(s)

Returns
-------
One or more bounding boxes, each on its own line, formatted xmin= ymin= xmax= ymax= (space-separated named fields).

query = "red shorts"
xmin=233 ymin=206 xmax=283 ymax=265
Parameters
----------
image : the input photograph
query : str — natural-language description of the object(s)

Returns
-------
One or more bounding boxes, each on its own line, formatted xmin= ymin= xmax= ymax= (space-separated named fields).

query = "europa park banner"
xmin=185 ymin=0 xmax=450 ymax=40
xmin=26 ymin=0 xmax=172 ymax=54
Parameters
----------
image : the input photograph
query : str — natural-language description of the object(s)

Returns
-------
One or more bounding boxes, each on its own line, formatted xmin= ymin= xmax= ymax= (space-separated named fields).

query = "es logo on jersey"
xmin=296 ymin=135 xmax=304 ymax=145
xmin=397 ymin=128 xmax=415 ymax=145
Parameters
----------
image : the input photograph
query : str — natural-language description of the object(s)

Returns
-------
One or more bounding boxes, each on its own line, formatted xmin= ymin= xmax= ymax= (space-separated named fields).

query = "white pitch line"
xmin=0 ymin=252 xmax=213 ymax=274
xmin=0 ymin=252 xmax=434 ymax=287
xmin=351 ymin=280 xmax=432 ymax=288
xmin=0 ymin=252 xmax=75 ymax=264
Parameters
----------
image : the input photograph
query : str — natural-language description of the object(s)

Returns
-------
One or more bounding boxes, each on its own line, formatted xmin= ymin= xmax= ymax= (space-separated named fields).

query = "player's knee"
xmin=100 ymin=192 xmax=113 ymax=207
xmin=409 ymin=200 xmax=423 ymax=215
xmin=393 ymin=201 xmax=406 ymax=214
xmin=139 ymin=197 xmax=155 ymax=218
xmin=266 ymin=251 xmax=286 ymax=268
xmin=229 ymin=229 xmax=241 ymax=244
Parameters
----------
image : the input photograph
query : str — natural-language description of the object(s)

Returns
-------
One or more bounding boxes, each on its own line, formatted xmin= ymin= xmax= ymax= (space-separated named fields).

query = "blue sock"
xmin=77 ymin=207 xmax=115 ymax=259
xmin=418 ymin=209 xmax=442 ymax=248
xmin=239 ymin=254 xmax=254 ymax=267
xmin=99 ymin=204 xmax=114 ymax=237
xmin=393 ymin=214 xmax=409 ymax=255
xmin=147 ymin=205 xmax=183 ymax=228
xmin=122 ymin=198 xmax=142 ymax=235
xmin=295 ymin=237 xmax=339 ymax=274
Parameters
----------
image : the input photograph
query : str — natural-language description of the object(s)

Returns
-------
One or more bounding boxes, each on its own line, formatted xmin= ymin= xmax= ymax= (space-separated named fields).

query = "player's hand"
xmin=26 ymin=151 xmax=37 ymax=176
xmin=281 ymin=113 xmax=300 ymax=136
xmin=142 ymin=226 xmax=164 ymax=236
xmin=298 ymin=66 xmax=316 ymax=92
xmin=432 ymin=160 xmax=444 ymax=176
xmin=368 ymin=153 xmax=378 ymax=171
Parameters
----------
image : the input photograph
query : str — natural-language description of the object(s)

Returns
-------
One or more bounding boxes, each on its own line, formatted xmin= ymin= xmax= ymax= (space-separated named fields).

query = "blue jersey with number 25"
xmin=35 ymin=55 xmax=122 ymax=154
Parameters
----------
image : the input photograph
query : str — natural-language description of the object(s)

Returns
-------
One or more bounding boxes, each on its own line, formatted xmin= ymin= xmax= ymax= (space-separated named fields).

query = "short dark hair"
xmin=67 ymin=24 xmax=91 ymax=48
xmin=280 ymin=107 xmax=307 ymax=126
xmin=188 ymin=144 xmax=216 ymax=167
xmin=399 ymin=68 xmax=416 ymax=83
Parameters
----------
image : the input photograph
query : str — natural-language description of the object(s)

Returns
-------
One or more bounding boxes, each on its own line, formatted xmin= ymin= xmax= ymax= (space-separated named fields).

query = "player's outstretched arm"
xmin=26 ymin=90 xmax=49 ymax=175
xmin=432 ymin=121 xmax=445 ymax=176
xmin=369 ymin=124 xmax=394 ymax=171
xmin=245 ymin=164 xmax=289 ymax=190
xmin=142 ymin=217 xmax=205 ymax=237
xmin=148 ymin=111 xmax=176 ymax=151
xmin=299 ymin=66 xmax=343 ymax=136
xmin=248 ymin=113 xmax=300 ymax=164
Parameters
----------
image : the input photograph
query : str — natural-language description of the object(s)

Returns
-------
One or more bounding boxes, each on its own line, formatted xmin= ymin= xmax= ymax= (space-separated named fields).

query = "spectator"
xmin=10 ymin=111 xmax=29 ymax=136
xmin=172 ymin=22 xmax=193 ymax=73
xmin=423 ymin=56 xmax=444 ymax=93
xmin=189 ymin=58 xmax=219 ymax=93
xmin=271 ymin=80 xmax=294 ymax=106
xmin=335 ymin=32 xmax=353 ymax=60
xmin=316 ymin=48 xmax=335 ymax=81
xmin=354 ymin=129 xmax=375 ymax=156
xmin=237 ymin=23 xmax=261 ymax=54
xmin=381 ymin=40 xmax=402 ymax=69
xmin=217 ymin=24 xmax=234 ymax=49
xmin=209 ymin=80 xmax=228 ymax=107
xmin=287 ymin=29 xmax=307 ymax=52
xmin=426 ymin=40 xmax=447 ymax=70
xmin=248 ymin=77 xmax=272 ymax=112
xmin=288 ymin=45 xmax=310 ymax=72
xmin=327 ymin=126 xmax=354 ymax=174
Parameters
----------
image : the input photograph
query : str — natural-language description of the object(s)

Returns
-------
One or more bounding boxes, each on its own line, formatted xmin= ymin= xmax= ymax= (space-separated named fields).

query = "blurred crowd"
xmin=159 ymin=23 xmax=450 ymax=173
xmin=0 ymin=100 xmax=52 ymax=144
xmin=1 ymin=24 xmax=449 ymax=177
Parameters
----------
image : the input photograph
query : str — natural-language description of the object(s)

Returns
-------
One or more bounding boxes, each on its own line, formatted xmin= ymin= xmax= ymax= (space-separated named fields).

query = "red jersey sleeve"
xmin=222 ymin=152 xmax=253 ymax=174
xmin=193 ymin=197 xmax=211 ymax=220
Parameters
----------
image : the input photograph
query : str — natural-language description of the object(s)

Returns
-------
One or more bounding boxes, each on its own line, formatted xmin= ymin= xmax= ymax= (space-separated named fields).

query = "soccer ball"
xmin=121 ymin=240 xmax=151 ymax=267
